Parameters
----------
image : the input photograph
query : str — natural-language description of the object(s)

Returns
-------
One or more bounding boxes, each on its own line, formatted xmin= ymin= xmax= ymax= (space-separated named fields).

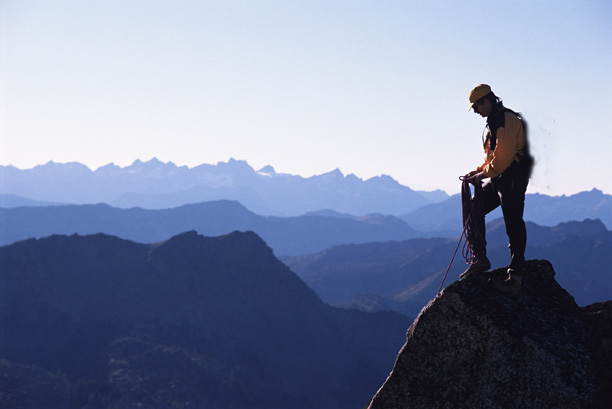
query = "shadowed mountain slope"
xmin=0 ymin=231 xmax=409 ymax=409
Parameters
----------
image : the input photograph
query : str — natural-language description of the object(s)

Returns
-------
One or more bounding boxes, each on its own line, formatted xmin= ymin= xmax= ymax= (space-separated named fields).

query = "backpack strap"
xmin=483 ymin=107 xmax=534 ymax=177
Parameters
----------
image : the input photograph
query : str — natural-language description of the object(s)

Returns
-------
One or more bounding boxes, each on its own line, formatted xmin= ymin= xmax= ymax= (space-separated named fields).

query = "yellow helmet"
xmin=468 ymin=84 xmax=492 ymax=111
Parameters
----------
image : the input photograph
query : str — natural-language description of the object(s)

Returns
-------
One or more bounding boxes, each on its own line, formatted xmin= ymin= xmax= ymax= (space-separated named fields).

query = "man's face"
xmin=472 ymin=99 xmax=492 ymax=117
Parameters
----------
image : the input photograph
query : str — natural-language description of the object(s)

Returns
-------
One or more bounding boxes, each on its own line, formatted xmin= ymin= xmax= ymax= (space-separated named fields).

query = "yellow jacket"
xmin=477 ymin=108 xmax=527 ymax=179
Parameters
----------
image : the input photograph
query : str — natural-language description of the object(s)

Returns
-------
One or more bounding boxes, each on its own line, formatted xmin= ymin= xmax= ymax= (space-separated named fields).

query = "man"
xmin=461 ymin=84 xmax=533 ymax=294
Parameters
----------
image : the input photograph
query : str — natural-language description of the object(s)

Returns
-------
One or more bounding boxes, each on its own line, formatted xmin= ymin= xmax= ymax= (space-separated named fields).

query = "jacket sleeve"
xmin=481 ymin=113 xmax=522 ymax=178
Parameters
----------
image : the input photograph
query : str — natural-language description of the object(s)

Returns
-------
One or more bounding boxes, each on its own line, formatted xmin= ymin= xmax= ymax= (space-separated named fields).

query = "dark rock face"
xmin=368 ymin=260 xmax=605 ymax=409
xmin=582 ymin=301 xmax=612 ymax=407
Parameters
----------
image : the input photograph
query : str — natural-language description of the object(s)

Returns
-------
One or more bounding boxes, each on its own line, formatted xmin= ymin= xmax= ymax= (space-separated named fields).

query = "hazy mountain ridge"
xmin=2 ymin=188 xmax=611 ymax=257
xmin=0 ymin=158 xmax=443 ymax=216
xmin=0 ymin=231 xmax=408 ymax=409
xmin=400 ymin=188 xmax=612 ymax=233
xmin=0 ymin=201 xmax=421 ymax=256
xmin=2 ymin=159 xmax=610 ymax=232
xmin=0 ymin=201 xmax=612 ymax=316
xmin=283 ymin=218 xmax=612 ymax=318
xmin=0 ymin=193 xmax=65 ymax=208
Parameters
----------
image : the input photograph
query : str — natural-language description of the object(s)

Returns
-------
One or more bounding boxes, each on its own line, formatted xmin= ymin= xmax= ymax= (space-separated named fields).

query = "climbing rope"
xmin=436 ymin=175 xmax=485 ymax=296
xmin=460 ymin=175 xmax=486 ymax=265
xmin=436 ymin=213 xmax=469 ymax=296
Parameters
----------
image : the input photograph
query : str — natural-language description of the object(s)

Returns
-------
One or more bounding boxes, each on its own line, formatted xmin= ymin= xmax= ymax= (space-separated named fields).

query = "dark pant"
xmin=473 ymin=162 xmax=529 ymax=273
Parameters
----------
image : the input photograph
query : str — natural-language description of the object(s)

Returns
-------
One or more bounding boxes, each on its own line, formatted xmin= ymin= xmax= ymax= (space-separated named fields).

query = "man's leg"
xmin=492 ymin=173 xmax=528 ymax=294
xmin=460 ymin=180 xmax=498 ymax=278
xmin=478 ymin=179 xmax=502 ymax=253
xmin=499 ymin=180 xmax=527 ymax=272
xmin=482 ymin=179 xmax=502 ymax=214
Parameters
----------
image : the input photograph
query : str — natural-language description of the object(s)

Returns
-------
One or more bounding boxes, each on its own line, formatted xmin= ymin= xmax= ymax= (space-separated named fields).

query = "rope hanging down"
xmin=436 ymin=176 xmax=486 ymax=296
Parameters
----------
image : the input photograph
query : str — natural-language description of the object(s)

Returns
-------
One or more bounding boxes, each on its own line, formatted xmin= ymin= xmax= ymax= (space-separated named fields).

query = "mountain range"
xmin=0 ymin=231 xmax=408 ymax=409
xmin=2 ymin=197 xmax=610 ymax=318
xmin=283 ymin=218 xmax=612 ymax=318
xmin=2 ymin=159 xmax=611 ymax=407
xmin=3 ymin=198 xmax=608 ymax=320
xmin=0 ymin=201 xmax=420 ymax=256
xmin=399 ymin=187 xmax=612 ymax=234
xmin=2 ymin=159 xmax=611 ymax=232
xmin=0 ymin=158 xmax=445 ymax=216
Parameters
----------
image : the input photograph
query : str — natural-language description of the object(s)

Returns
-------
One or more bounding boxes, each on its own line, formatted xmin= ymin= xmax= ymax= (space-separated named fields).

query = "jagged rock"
xmin=368 ymin=260 xmax=602 ymax=409
xmin=582 ymin=301 xmax=612 ymax=407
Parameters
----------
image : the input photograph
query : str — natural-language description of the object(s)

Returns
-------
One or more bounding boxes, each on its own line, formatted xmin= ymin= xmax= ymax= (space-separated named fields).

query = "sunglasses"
xmin=472 ymin=98 xmax=486 ymax=112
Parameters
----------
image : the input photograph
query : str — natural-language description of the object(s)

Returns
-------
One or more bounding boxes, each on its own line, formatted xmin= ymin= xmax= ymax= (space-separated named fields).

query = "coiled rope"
xmin=436 ymin=175 xmax=485 ymax=295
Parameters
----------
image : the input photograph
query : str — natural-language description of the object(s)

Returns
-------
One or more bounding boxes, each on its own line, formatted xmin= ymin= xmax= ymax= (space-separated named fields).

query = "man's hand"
xmin=464 ymin=170 xmax=485 ymax=185
xmin=469 ymin=171 xmax=485 ymax=184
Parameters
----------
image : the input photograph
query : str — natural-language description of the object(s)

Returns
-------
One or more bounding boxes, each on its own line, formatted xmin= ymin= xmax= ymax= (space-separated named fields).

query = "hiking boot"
xmin=491 ymin=275 xmax=522 ymax=295
xmin=460 ymin=256 xmax=491 ymax=279
xmin=507 ymin=266 xmax=524 ymax=276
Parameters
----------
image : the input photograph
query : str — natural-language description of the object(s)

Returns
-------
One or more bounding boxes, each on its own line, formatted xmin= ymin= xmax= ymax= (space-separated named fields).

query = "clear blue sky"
xmin=1 ymin=1 xmax=611 ymax=195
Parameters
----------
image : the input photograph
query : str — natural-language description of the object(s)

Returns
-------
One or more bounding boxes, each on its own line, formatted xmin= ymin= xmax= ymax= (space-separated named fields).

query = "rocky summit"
xmin=367 ymin=260 xmax=612 ymax=409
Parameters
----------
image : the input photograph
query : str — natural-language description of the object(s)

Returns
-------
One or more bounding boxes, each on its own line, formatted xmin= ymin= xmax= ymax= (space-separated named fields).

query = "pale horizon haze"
xmin=1 ymin=1 xmax=611 ymax=196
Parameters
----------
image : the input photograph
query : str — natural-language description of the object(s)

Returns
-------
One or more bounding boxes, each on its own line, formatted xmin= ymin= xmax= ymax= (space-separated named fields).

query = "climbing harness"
xmin=436 ymin=175 xmax=486 ymax=296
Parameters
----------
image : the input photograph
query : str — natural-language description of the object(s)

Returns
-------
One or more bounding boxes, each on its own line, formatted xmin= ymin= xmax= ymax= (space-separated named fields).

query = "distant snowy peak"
xmin=39 ymin=160 xmax=88 ymax=168
xmin=95 ymin=163 xmax=121 ymax=173
xmin=365 ymin=174 xmax=405 ymax=189
xmin=35 ymin=160 xmax=92 ymax=174
xmin=129 ymin=158 xmax=167 ymax=168
xmin=312 ymin=168 xmax=345 ymax=180
xmin=257 ymin=165 xmax=277 ymax=176
xmin=124 ymin=158 xmax=183 ymax=174
xmin=0 ymin=158 xmax=451 ymax=215
xmin=217 ymin=158 xmax=254 ymax=171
